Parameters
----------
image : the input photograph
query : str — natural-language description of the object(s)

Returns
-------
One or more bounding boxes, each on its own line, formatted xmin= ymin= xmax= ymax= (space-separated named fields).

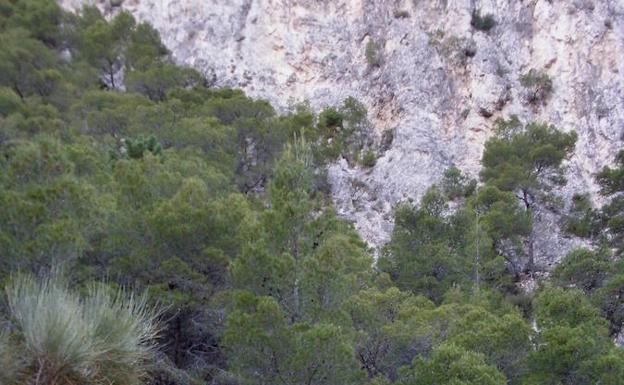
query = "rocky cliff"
xmin=61 ymin=0 xmax=624 ymax=267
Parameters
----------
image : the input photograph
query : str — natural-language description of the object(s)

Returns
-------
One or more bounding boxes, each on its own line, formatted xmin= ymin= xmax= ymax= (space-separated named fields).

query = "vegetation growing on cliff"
xmin=1 ymin=2 xmax=623 ymax=385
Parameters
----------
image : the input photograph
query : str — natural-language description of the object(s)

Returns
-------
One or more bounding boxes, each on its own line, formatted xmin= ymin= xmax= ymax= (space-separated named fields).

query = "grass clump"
xmin=4 ymin=274 xmax=160 ymax=385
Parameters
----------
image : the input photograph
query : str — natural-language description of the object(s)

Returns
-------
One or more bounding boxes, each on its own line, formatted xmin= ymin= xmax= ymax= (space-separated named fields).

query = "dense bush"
xmin=429 ymin=30 xmax=477 ymax=66
xmin=520 ymin=69 xmax=553 ymax=104
xmin=471 ymin=10 xmax=496 ymax=31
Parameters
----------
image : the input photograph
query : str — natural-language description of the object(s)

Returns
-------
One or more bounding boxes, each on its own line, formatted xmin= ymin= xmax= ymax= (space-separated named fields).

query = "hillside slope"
xmin=61 ymin=0 xmax=624 ymax=265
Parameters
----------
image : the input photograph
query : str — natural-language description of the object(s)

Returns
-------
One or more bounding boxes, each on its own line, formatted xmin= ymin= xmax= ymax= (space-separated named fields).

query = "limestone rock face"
xmin=61 ymin=0 xmax=624 ymax=266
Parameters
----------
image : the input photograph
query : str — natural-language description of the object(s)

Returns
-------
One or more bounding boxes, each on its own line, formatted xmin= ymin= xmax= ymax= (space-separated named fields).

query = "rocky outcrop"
xmin=61 ymin=0 xmax=624 ymax=266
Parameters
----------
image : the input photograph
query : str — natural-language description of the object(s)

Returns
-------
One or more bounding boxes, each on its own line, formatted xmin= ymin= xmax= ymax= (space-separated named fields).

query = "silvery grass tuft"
xmin=4 ymin=274 xmax=160 ymax=385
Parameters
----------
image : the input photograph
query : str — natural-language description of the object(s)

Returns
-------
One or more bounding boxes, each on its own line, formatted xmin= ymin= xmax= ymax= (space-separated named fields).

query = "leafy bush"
xmin=564 ymin=194 xmax=603 ymax=238
xmin=429 ymin=30 xmax=477 ymax=66
xmin=551 ymin=248 xmax=612 ymax=293
xmin=471 ymin=10 xmax=496 ymax=31
xmin=125 ymin=62 xmax=202 ymax=101
xmin=441 ymin=167 xmax=476 ymax=200
xmin=520 ymin=69 xmax=553 ymax=104
xmin=318 ymin=106 xmax=344 ymax=132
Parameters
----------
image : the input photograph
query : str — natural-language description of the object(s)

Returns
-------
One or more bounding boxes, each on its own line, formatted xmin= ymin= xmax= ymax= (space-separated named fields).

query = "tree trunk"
xmin=13 ymin=84 xmax=23 ymax=99
xmin=106 ymin=59 xmax=116 ymax=89
xmin=526 ymin=207 xmax=535 ymax=274
xmin=527 ymin=231 xmax=535 ymax=273
xmin=521 ymin=189 xmax=535 ymax=274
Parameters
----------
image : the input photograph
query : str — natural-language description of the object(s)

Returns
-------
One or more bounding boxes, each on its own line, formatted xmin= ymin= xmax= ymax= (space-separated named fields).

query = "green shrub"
xmin=441 ymin=167 xmax=476 ymax=200
xmin=123 ymin=135 xmax=163 ymax=159
xmin=564 ymin=194 xmax=602 ymax=238
xmin=520 ymin=69 xmax=553 ymax=104
xmin=318 ymin=106 xmax=343 ymax=130
xmin=471 ymin=10 xmax=496 ymax=31
xmin=429 ymin=31 xmax=477 ymax=66
xmin=361 ymin=149 xmax=376 ymax=168
xmin=365 ymin=40 xmax=382 ymax=67
xmin=551 ymin=248 xmax=611 ymax=293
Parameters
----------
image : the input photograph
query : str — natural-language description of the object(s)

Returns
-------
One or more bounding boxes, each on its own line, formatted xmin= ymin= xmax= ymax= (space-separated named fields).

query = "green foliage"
xmin=564 ymin=193 xmax=603 ymax=238
xmin=481 ymin=120 xmax=577 ymax=271
xmin=0 ymin=28 xmax=61 ymax=99
xmin=0 ymin=136 xmax=112 ymax=274
xmin=520 ymin=69 xmax=553 ymax=104
xmin=406 ymin=343 xmax=506 ymax=385
xmin=125 ymin=22 xmax=169 ymax=70
xmin=429 ymin=30 xmax=477 ymax=66
xmin=470 ymin=10 xmax=496 ymax=31
xmin=123 ymin=135 xmax=163 ymax=159
xmin=346 ymin=287 xmax=427 ymax=379
xmin=379 ymin=188 xmax=471 ymax=302
xmin=0 ymin=331 xmax=20 ymax=385
xmin=527 ymin=324 xmax=609 ymax=385
xmin=6 ymin=0 xmax=62 ymax=46
xmin=594 ymin=274 xmax=624 ymax=336
xmin=225 ymin=138 xmax=372 ymax=383
xmin=551 ymin=248 xmax=611 ymax=293
xmin=481 ymin=122 xmax=577 ymax=196
xmin=441 ymin=167 xmax=477 ymax=200
xmin=528 ymin=286 xmax=613 ymax=385
xmin=593 ymin=150 xmax=624 ymax=251
xmin=125 ymin=62 xmax=202 ymax=101
xmin=1 ymin=3 xmax=623 ymax=385
xmin=446 ymin=308 xmax=531 ymax=383
xmin=73 ymin=9 xmax=130 ymax=89
xmin=318 ymin=106 xmax=343 ymax=133
xmin=231 ymin=137 xmax=372 ymax=322
xmin=597 ymin=150 xmax=624 ymax=195
xmin=315 ymin=97 xmax=371 ymax=164
xmin=224 ymin=293 xmax=362 ymax=385
xmin=533 ymin=286 xmax=607 ymax=328
xmin=361 ymin=148 xmax=376 ymax=167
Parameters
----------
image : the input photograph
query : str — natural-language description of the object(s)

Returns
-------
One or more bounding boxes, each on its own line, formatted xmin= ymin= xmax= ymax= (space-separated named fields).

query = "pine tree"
xmin=481 ymin=119 xmax=577 ymax=271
